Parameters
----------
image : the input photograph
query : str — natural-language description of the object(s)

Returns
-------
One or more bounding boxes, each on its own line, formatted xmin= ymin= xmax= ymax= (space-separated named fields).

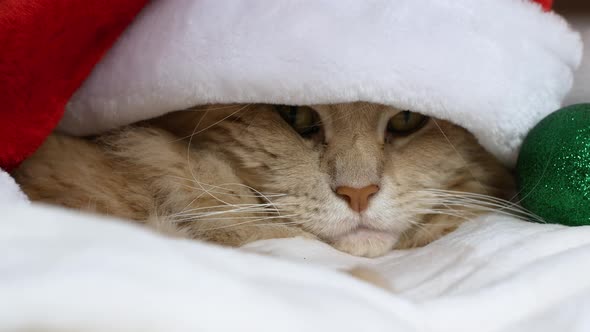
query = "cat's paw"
xmin=330 ymin=230 xmax=398 ymax=258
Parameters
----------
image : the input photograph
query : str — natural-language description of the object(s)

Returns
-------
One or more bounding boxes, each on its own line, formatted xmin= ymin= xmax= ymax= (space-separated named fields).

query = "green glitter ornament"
xmin=516 ymin=104 xmax=590 ymax=226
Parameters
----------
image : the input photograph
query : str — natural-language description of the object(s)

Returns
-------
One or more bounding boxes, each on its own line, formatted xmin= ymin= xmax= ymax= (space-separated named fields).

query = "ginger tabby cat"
xmin=14 ymin=103 xmax=513 ymax=257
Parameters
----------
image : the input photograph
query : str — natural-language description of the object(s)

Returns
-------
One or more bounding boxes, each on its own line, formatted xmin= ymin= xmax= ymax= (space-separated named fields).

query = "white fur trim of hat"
xmin=60 ymin=0 xmax=582 ymax=166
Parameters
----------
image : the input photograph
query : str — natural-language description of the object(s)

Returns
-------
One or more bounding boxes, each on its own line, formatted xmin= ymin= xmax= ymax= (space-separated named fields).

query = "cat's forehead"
xmin=311 ymin=102 xmax=400 ymax=126
xmin=312 ymin=102 xmax=397 ymax=113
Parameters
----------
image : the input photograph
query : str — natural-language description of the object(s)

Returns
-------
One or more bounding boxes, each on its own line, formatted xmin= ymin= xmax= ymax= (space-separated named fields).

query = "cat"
xmin=13 ymin=102 xmax=514 ymax=258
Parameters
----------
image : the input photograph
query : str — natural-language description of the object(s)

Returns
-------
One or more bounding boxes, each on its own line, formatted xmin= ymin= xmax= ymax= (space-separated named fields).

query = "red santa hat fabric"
xmin=0 ymin=0 xmax=148 ymax=171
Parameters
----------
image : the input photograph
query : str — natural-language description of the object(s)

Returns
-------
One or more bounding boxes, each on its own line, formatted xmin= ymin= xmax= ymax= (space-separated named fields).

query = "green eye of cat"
xmin=387 ymin=111 xmax=429 ymax=136
xmin=276 ymin=106 xmax=322 ymax=137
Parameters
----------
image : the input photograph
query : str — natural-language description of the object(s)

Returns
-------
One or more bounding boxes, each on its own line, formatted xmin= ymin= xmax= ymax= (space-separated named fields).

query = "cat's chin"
xmin=329 ymin=228 xmax=399 ymax=258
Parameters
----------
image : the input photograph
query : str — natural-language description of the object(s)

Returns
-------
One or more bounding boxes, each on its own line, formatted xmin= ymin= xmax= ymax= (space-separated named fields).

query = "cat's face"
xmin=164 ymin=103 xmax=512 ymax=257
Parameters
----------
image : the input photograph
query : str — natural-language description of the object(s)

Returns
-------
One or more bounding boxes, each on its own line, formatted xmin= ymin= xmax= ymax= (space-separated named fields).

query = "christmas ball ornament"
xmin=516 ymin=104 xmax=590 ymax=226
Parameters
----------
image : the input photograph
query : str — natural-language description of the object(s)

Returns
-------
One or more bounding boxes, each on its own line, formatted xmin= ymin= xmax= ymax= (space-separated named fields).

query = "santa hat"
xmin=0 ymin=0 xmax=582 ymax=173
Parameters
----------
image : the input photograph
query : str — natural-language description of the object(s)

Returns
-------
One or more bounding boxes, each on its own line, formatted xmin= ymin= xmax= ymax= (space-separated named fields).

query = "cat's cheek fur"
xmin=330 ymin=230 xmax=399 ymax=258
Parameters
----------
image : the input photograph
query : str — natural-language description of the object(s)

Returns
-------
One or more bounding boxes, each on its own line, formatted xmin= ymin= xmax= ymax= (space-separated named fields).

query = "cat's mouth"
xmin=328 ymin=226 xmax=400 ymax=258
xmin=326 ymin=225 xmax=397 ymax=244
xmin=339 ymin=226 xmax=394 ymax=239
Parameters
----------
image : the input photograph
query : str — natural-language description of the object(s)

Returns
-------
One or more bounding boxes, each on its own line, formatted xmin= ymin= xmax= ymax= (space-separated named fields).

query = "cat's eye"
xmin=387 ymin=111 xmax=429 ymax=136
xmin=276 ymin=105 xmax=322 ymax=138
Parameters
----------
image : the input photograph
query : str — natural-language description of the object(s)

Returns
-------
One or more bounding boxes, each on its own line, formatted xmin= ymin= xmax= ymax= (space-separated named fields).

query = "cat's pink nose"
xmin=335 ymin=184 xmax=379 ymax=213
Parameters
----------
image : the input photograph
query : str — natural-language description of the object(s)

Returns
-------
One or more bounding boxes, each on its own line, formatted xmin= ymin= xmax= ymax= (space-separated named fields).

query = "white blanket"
xmin=3 ymin=203 xmax=590 ymax=332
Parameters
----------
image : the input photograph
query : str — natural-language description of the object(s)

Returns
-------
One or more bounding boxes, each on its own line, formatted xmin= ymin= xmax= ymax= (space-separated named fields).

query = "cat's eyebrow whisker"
xmin=181 ymin=104 xmax=250 ymax=113
xmin=178 ymin=104 xmax=252 ymax=141
xmin=166 ymin=105 xmax=250 ymax=143
xmin=319 ymin=107 xmax=357 ymax=124
xmin=198 ymin=104 xmax=250 ymax=112
xmin=431 ymin=119 xmax=489 ymax=191
xmin=184 ymin=106 xmax=255 ymax=208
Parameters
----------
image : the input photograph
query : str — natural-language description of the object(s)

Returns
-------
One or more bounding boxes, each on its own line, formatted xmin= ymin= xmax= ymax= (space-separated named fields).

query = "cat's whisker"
xmin=416 ymin=190 xmax=518 ymax=211
xmin=431 ymin=119 xmax=490 ymax=193
xmin=418 ymin=199 xmax=468 ymax=220
xmin=255 ymin=219 xmax=312 ymax=227
xmin=416 ymin=193 xmax=541 ymax=219
xmin=172 ymin=181 xmax=280 ymax=198
xmin=184 ymin=107 xmax=255 ymax=208
xmin=399 ymin=217 xmax=439 ymax=248
xmin=411 ymin=195 xmax=545 ymax=223
xmin=176 ymin=185 xmax=286 ymax=199
xmin=193 ymin=215 xmax=302 ymax=232
xmin=177 ymin=104 xmax=252 ymax=141
xmin=171 ymin=210 xmax=277 ymax=221
xmin=172 ymin=202 xmax=297 ymax=213
xmin=192 ymin=104 xmax=252 ymax=137
xmin=418 ymin=188 xmax=516 ymax=204
xmin=165 ymin=105 xmax=251 ymax=143
xmin=171 ymin=184 xmax=287 ymax=198
xmin=408 ymin=208 xmax=477 ymax=220
xmin=214 ymin=181 xmax=284 ymax=215
xmin=172 ymin=214 xmax=300 ymax=224
xmin=170 ymin=203 xmax=261 ymax=214
xmin=171 ymin=205 xmax=296 ymax=220
xmin=166 ymin=175 xmax=288 ymax=197
xmin=413 ymin=198 xmax=532 ymax=218
xmin=404 ymin=218 xmax=468 ymax=228
xmin=397 ymin=215 xmax=475 ymax=249
xmin=428 ymin=198 xmax=533 ymax=217
xmin=195 ymin=104 xmax=250 ymax=112
xmin=167 ymin=174 xmax=288 ymax=216
xmin=172 ymin=209 xmax=289 ymax=220
xmin=429 ymin=199 xmax=542 ymax=221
